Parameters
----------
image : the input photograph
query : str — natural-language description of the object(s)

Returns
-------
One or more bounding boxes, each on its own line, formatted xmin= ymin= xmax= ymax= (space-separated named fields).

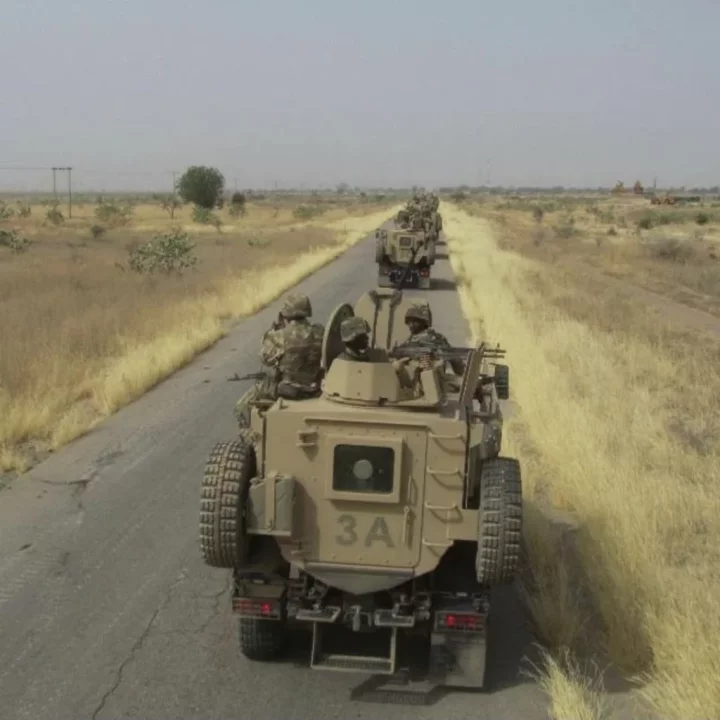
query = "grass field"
xmin=442 ymin=199 xmax=720 ymax=720
xmin=0 ymin=196 xmax=399 ymax=473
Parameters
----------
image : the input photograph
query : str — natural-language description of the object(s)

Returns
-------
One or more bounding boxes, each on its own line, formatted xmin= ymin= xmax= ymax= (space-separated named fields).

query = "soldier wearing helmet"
xmin=337 ymin=317 xmax=414 ymax=389
xmin=403 ymin=302 xmax=465 ymax=376
xmin=259 ymin=294 xmax=324 ymax=398
xmin=337 ymin=317 xmax=372 ymax=361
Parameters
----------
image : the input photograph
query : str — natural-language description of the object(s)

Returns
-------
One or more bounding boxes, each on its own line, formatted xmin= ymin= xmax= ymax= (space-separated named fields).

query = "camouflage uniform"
xmin=260 ymin=294 xmax=324 ymax=395
xmin=233 ymin=294 xmax=323 ymax=425
xmin=403 ymin=302 xmax=465 ymax=376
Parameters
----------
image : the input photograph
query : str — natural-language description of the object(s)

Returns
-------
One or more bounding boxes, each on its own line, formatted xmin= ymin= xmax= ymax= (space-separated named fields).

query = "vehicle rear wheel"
xmin=475 ymin=457 xmax=522 ymax=585
xmin=199 ymin=440 xmax=255 ymax=569
xmin=238 ymin=618 xmax=287 ymax=661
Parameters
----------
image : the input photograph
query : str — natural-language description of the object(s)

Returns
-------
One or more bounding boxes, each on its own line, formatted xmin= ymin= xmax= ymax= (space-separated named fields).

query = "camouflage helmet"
xmin=405 ymin=301 xmax=432 ymax=326
xmin=340 ymin=316 xmax=370 ymax=343
xmin=280 ymin=294 xmax=311 ymax=319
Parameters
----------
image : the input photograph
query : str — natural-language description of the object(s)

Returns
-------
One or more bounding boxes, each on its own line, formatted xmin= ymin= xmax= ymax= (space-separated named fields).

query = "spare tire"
xmin=199 ymin=440 xmax=255 ymax=568
xmin=475 ymin=457 xmax=522 ymax=586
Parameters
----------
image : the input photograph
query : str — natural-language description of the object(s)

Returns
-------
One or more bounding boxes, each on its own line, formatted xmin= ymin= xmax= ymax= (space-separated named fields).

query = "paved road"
xmin=0 ymin=231 xmax=548 ymax=720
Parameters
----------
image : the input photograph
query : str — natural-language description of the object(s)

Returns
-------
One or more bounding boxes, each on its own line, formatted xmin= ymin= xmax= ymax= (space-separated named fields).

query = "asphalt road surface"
xmin=0 ymin=231 xmax=550 ymax=720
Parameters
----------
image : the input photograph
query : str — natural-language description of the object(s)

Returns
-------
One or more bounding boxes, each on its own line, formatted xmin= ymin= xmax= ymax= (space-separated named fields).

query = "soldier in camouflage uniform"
xmin=403 ymin=302 xmax=465 ymax=376
xmin=260 ymin=294 xmax=324 ymax=398
xmin=337 ymin=317 xmax=415 ymax=390
xmin=233 ymin=294 xmax=323 ymax=426
xmin=337 ymin=317 xmax=372 ymax=361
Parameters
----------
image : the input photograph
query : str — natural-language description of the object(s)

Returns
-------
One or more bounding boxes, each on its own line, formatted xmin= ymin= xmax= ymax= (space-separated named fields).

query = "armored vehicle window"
xmin=332 ymin=445 xmax=394 ymax=494
xmin=399 ymin=236 xmax=412 ymax=247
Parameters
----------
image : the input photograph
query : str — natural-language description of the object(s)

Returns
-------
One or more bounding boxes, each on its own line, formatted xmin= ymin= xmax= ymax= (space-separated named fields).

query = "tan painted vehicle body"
xmin=375 ymin=227 xmax=435 ymax=289
xmin=199 ymin=289 xmax=521 ymax=688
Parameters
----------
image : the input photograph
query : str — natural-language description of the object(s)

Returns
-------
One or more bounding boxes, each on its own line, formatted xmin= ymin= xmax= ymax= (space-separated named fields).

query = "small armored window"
xmin=332 ymin=444 xmax=394 ymax=494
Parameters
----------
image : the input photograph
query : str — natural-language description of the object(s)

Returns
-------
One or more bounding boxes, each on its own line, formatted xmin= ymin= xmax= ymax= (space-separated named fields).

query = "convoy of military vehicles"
xmin=375 ymin=191 xmax=442 ymax=289
xmin=198 ymin=190 xmax=523 ymax=690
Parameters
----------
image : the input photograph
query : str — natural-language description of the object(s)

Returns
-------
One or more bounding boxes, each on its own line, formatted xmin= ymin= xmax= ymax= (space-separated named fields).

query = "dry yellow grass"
xmin=0 ymin=200 xmax=400 ymax=472
xmin=460 ymin=193 xmax=720 ymax=317
xmin=531 ymin=649 xmax=608 ymax=720
xmin=442 ymin=202 xmax=720 ymax=719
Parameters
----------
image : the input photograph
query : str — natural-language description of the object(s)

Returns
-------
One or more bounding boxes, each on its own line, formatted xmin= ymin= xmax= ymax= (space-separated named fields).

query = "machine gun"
xmin=389 ymin=341 xmax=506 ymax=379
xmin=227 ymin=371 xmax=273 ymax=383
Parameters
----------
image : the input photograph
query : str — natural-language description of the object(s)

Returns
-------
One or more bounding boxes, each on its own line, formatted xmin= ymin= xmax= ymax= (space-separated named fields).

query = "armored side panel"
xmin=323 ymin=357 xmax=402 ymax=404
xmin=322 ymin=302 xmax=355 ymax=370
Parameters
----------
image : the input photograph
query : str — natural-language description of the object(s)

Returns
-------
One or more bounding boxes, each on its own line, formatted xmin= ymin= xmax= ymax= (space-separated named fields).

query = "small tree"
xmin=177 ymin=166 xmax=225 ymax=209
xmin=228 ymin=191 xmax=247 ymax=217
xmin=160 ymin=196 xmax=182 ymax=219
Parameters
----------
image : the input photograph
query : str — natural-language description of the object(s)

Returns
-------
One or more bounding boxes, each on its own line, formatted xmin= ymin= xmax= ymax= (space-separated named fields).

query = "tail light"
xmin=419 ymin=267 xmax=430 ymax=277
xmin=435 ymin=611 xmax=485 ymax=633
xmin=233 ymin=598 xmax=282 ymax=619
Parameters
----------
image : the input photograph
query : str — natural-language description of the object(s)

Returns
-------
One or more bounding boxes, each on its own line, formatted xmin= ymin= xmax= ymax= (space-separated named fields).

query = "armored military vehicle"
xmin=375 ymin=226 xmax=436 ymax=289
xmin=199 ymin=289 xmax=520 ymax=688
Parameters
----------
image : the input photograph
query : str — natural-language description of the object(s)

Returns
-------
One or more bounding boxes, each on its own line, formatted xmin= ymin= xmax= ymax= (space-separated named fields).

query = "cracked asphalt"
xmin=0 ymin=231 xmax=551 ymax=720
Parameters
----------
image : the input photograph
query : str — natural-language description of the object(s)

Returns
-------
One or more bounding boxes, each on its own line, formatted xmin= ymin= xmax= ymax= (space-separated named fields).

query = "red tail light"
xmin=233 ymin=598 xmax=281 ymax=619
xmin=419 ymin=268 xmax=430 ymax=277
xmin=435 ymin=611 xmax=485 ymax=632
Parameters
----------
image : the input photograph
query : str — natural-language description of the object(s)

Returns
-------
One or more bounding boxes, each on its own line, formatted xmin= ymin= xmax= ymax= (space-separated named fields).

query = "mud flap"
xmin=428 ymin=629 xmax=487 ymax=688
xmin=310 ymin=622 xmax=398 ymax=675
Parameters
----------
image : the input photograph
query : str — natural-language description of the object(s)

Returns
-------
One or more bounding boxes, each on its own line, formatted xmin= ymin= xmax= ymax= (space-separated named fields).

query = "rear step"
xmin=310 ymin=623 xmax=398 ymax=675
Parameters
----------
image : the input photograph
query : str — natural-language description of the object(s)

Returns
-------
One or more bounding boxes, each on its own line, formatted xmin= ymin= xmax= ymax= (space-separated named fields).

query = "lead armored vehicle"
xmin=199 ymin=289 xmax=520 ymax=688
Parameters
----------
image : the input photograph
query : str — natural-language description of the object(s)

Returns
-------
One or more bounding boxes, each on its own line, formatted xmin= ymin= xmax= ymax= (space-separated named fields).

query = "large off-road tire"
xmin=238 ymin=618 xmax=287 ymax=661
xmin=494 ymin=364 xmax=510 ymax=400
xmin=475 ymin=458 xmax=522 ymax=586
xmin=199 ymin=440 xmax=255 ymax=569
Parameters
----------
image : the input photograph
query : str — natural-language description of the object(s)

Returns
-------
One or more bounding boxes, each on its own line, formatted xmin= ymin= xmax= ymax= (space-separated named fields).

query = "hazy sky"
xmin=1 ymin=0 xmax=718 ymax=191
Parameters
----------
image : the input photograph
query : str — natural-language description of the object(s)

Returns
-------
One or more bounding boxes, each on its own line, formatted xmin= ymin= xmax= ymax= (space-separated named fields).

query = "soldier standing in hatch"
xmin=403 ymin=302 xmax=465 ymax=376
xmin=337 ymin=317 xmax=415 ymax=390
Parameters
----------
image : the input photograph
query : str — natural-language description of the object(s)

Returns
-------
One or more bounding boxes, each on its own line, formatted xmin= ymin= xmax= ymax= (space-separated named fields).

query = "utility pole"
xmin=52 ymin=166 xmax=72 ymax=216
xmin=172 ymin=170 xmax=177 ymax=199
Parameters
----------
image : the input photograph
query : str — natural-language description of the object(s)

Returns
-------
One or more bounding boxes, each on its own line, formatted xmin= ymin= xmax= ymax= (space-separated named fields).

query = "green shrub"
xmin=0 ymin=229 xmax=31 ymax=252
xmin=127 ymin=228 xmax=197 ymax=274
xmin=90 ymin=224 xmax=106 ymax=239
xmin=95 ymin=201 xmax=133 ymax=226
xmin=292 ymin=204 xmax=325 ymax=220
xmin=46 ymin=205 xmax=64 ymax=224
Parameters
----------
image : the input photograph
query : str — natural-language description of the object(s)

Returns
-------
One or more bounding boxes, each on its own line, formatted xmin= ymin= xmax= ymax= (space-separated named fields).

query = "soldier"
xmin=403 ymin=302 xmax=465 ymax=376
xmin=233 ymin=294 xmax=323 ymax=424
xmin=337 ymin=317 xmax=415 ymax=389
xmin=337 ymin=317 xmax=372 ymax=361
xmin=260 ymin=294 xmax=324 ymax=398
